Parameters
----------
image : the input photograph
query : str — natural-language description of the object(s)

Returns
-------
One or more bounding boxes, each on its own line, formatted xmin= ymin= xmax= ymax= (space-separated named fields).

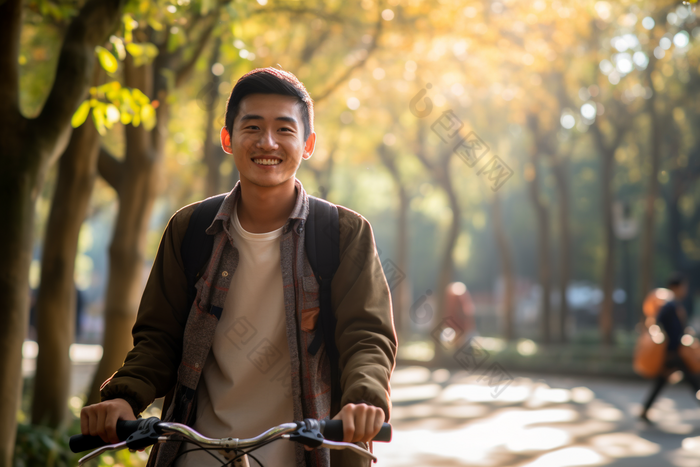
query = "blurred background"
xmin=4 ymin=0 xmax=700 ymax=465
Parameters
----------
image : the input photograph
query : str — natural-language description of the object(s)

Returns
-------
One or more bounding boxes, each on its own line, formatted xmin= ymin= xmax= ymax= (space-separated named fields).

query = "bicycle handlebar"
xmin=69 ymin=418 xmax=392 ymax=454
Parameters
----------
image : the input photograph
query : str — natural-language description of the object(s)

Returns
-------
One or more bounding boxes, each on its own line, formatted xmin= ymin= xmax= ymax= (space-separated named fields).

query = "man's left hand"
xmin=304 ymin=402 xmax=385 ymax=451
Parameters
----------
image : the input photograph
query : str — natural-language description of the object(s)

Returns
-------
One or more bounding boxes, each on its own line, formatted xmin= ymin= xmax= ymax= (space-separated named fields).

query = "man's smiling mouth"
xmin=252 ymin=157 xmax=282 ymax=166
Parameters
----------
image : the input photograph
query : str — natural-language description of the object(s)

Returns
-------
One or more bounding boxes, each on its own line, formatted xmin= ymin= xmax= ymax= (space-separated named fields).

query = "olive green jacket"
xmin=100 ymin=180 xmax=397 ymax=466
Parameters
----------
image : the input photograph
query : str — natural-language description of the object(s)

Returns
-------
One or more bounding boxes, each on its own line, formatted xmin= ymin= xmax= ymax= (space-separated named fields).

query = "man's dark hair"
xmin=667 ymin=272 xmax=687 ymax=289
xmin=225 ymin=67 xmax=314 ymax=142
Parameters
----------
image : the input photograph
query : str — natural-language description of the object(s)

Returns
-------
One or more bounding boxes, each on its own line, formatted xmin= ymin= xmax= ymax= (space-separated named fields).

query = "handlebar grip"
xmin=321 ymin=420 xmax=392 ymax=443
xmin=69 ymin=419 xmax=143 ymax=453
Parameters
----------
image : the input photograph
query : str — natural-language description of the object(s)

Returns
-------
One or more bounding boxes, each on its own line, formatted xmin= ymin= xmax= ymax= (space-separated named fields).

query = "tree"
xmin=31 ymin=66 xmax=105 ymax=429
xmin=377 ymin=143 xmax=411 ymax=341
xmin=88 ymin=5 xmax=223 ymax=403
xmin=0 ymin=0 xmax=124 ymax=461
xmin=492 ymin=192 xmax=515 ymax=341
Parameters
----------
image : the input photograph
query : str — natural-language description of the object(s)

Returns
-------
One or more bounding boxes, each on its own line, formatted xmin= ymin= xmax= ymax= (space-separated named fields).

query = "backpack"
xmin=180 ymin=194 xmax=341 ymax=410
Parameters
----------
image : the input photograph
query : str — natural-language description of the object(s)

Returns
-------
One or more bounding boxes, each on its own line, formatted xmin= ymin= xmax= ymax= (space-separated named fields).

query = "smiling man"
xmin=80 ymin=68 xmax=397 ymax=467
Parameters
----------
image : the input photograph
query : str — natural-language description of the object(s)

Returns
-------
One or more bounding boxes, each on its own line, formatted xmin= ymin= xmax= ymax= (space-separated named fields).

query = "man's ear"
xmin=302 ymin=132 xmax=316 ymax=161
xmin=220 ymin=126 xmax=233 ymax=154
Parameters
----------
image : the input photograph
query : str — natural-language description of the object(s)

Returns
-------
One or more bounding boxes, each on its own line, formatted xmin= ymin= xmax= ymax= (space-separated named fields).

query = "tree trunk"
xmin=551 ymin=158 xmax=571 ymax=342
xmin=524 ymin=115 xmax=552 ymax=345
xmin=591 ymin=116 xmax=627 ymax=346
xmin=640 ymin=76 xmax=661 ymax=304
xmin=85 ymin=7 xmax=220 ymax=399
xmin=433 ymin=157 xmax=461 ymax=359
xmin=413 ymin=125 xmax=460 ymax=360
xmin=0 ymin=0 xmax=122 ymax=462
xmin=87 ymin=56 xmax=165 ymax=404
xmin=203 ymin=37 xmax=224 ymax=197
xmin=599 ymin=149 xmax=616 ymax=345
xmin=492 ymin=192 xmax=515 ymax=341
xmin=377 ymin=144 xmax=410 ymax=341
xmin=32 ymin=68 xmax=103 ymax=427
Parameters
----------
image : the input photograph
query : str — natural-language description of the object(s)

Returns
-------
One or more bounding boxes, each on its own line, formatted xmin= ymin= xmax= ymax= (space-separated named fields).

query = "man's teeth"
xmin=253 ymin=158 xmax=281 ymax=165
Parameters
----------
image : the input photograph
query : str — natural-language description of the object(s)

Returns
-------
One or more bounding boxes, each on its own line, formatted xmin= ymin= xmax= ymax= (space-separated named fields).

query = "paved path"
xmin=374 ymin=367 xmax=700 ymax=467
xmin=32 ymin=352 xmax=700 ymax=466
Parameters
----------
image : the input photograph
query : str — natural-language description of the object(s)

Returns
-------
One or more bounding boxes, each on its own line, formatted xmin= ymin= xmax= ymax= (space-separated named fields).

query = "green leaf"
xmin=95 ymin=46 xmax=118 ymax=74
xmin=140 ymin=103 xmax=156 ymax=131
xmin=71 ymin=100 xmax=91 ymax=128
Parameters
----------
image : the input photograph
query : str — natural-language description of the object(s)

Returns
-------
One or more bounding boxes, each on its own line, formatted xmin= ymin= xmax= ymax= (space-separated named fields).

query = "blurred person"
xmin=79 ymin=68 xmax=397 ymax=467
xmin=443 ymin=282 xmax=476 ymax=347
xmin=640 ymin=273 xmax=699 ymax=423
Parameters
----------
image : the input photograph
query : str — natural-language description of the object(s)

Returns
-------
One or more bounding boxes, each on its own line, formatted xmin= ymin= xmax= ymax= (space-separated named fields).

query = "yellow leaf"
xmin=92 ymin=103 xmax=107 ymax=135
xmin=148 ymin=18 xmax=163 ymax=31
xmin=71 ymin=100 xmax=91 ymax=128
xmin=132 ymin=111 xmax=141 ymax=127
xmin=131 ymin=88 xmax=150 ymax=105
xmin=126 ymin=42 xmax=143 ymax=57
xmin=120 ymin=110 xmax=133 ymax=125
xmin=140 ymin=103 xmax=156 ymax=131
xmin=95 ymin=46 xmax=118 ymax=74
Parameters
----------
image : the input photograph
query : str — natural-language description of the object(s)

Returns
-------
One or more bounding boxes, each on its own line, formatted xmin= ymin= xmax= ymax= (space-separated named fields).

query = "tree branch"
xmin=33 ymin=0 xmax=124 ymax=165
xmin=312 ymin=9 xmax=383 ymax=103
xmin=175 ymin=15 xmax=217 ymax=88
xmin=0 ymin=0 xmax=22 ymax=119
xmin=98 ymin=147 xmax=124 ymax=192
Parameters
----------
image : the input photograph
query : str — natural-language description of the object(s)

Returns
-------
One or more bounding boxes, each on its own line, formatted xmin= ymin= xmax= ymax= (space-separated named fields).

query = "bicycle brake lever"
xmin=321 ymin=440 xmax=377 ymax=461
xmin=78 ymin=441 xmax=128 ymax=466
xmin=288 ymin=418 xmax=325 ymax=448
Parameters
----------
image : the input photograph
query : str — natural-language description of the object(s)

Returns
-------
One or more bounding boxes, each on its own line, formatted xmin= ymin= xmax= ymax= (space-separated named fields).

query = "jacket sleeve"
xmin=332 ymin=207 xmax=398 ymax=422
xmin=100 ymin=205 xmax=196 ymax=416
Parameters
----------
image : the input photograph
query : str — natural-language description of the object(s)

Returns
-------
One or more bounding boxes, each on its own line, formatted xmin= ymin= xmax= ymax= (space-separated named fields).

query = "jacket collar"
xmin=205 ymin=178 xmax=309 ymax=236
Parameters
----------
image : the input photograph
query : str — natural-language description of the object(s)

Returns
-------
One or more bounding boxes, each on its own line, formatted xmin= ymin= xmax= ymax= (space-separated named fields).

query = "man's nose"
xmin=256 ymin=129 xmax=278 ymax=151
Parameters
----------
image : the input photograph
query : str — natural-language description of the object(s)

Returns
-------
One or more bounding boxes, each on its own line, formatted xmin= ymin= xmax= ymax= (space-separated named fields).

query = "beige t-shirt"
xmin=174 ymin=202 xmax=295 ymax=466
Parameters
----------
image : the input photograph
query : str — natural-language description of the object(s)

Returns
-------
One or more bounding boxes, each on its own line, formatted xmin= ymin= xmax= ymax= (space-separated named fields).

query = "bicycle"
xmin=70 ymin=417 xmax=392 ymax=466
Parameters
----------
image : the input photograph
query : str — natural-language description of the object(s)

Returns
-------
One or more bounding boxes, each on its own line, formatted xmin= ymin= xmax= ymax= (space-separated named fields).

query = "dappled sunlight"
xmin=520 ymin=447 xmax=606 ymax=467
xmin=589 ymin=433 xmax=660 ymax=458
xmin=506 ymin=427 xmax=571 ymax=452
xmin=391 ymin=366 xmax=432 ymax=386
xmin=391 ymin=383 xmax=442 ymax=403
xmin=378 ymin=368 xmax=700 ymax=466
xmin=587 ymin=400 xmax=624 ymax=421
xmin=438 ymin=382 xmax=532 ymax=404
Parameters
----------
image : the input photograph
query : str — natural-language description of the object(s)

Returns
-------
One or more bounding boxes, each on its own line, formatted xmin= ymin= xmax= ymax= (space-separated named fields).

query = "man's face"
xmin=221 ymin=93 xmax=315 ymax=188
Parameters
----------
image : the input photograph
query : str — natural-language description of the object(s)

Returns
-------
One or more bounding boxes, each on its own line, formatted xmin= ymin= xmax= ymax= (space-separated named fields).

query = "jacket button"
xmin=222 ymin=271 xmax=229 ymax=277
xmin=194 ymin=362 xmax=200 ymax=368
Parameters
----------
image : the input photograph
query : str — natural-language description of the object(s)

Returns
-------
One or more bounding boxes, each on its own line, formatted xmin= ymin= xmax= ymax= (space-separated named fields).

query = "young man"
xmin=640 ymin=273 xmax=697 ymax=422
xmin=80 ymin=68 xmax=398 ymax=467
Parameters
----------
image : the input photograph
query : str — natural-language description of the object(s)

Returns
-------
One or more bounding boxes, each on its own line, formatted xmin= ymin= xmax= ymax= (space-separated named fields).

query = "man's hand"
xmin=80 ymin=398 xmax=136 ymax=444
xmin=303 ymin=402 xmax=384 ymax=451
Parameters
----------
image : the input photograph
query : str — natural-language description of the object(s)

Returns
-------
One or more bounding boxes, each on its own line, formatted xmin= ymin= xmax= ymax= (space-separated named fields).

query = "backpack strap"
xmin=304 ymin=196 xmax=341 ymax=411
xmin=181 ymin=194 xmax=227 ymax=311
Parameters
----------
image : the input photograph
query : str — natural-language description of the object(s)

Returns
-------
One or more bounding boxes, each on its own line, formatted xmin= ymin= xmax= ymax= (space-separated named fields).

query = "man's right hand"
xmin=80 ymin=398 xmax=136 ymax=444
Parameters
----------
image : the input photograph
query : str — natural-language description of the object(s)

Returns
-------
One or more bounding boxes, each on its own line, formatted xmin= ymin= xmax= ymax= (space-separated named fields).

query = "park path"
xmin=374 ymin=366 xmax=700 ymax=467
xmin=23 ymin=344 xmax=700 ymax=466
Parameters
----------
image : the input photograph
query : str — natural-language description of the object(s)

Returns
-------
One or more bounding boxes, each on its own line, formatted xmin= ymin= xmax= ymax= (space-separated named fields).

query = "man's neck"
xmin=236 ymin=178 xmax=298 ymax=233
